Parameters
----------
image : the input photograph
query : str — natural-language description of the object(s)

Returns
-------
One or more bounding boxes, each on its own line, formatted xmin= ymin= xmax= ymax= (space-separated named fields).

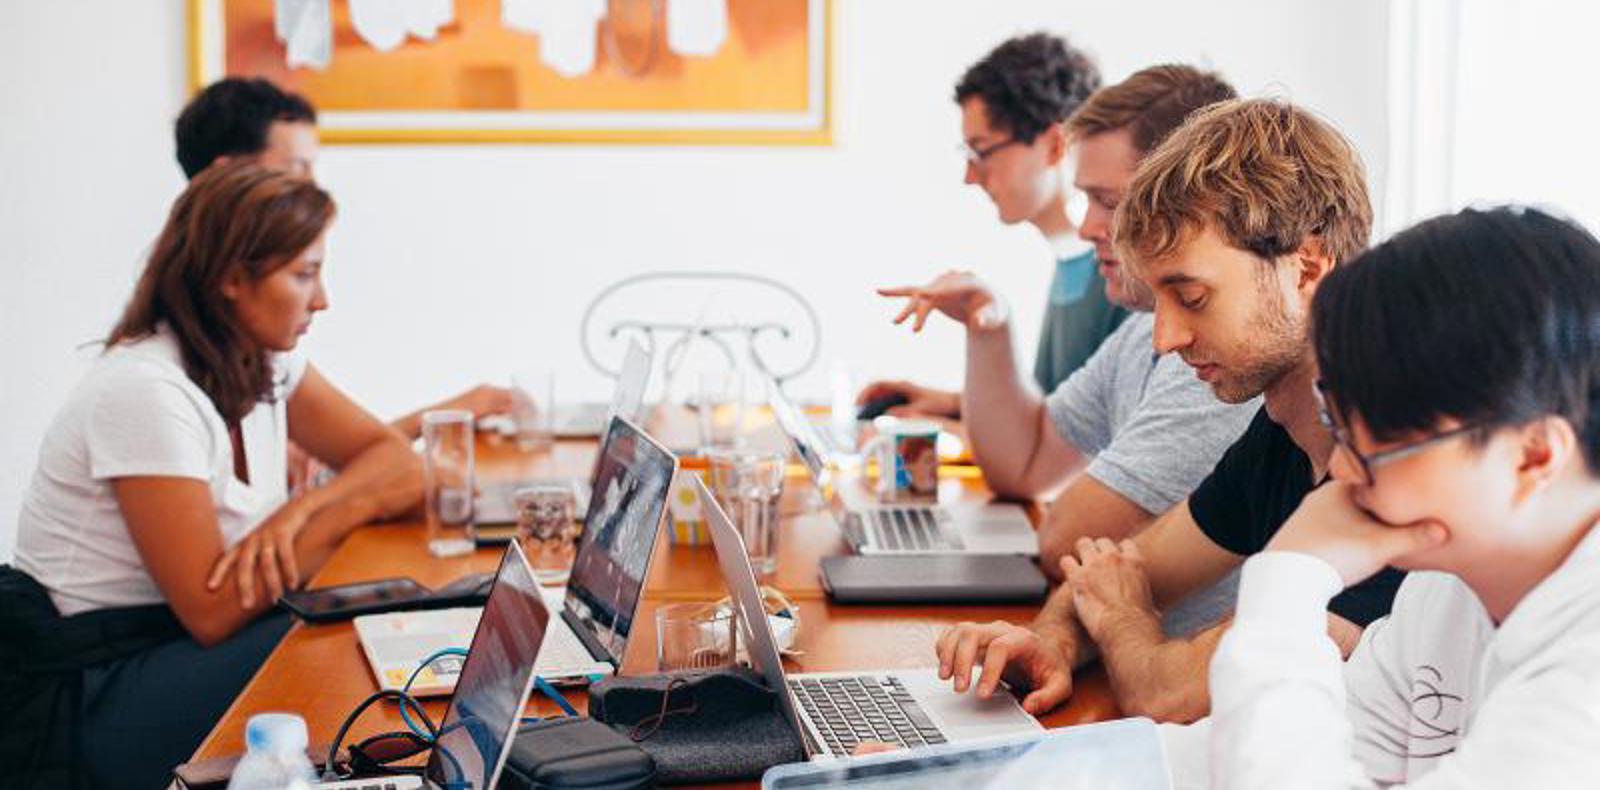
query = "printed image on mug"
xmin=866 ymin=417 xmax=941 ymax=498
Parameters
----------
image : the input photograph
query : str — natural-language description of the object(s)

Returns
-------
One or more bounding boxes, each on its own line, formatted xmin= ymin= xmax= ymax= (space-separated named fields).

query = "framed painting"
xmin=187 ymin=0 xmax=832 ymax=145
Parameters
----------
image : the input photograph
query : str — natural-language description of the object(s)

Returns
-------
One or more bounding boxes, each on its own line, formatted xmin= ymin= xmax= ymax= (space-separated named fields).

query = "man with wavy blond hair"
xmin=935 ymin=97 xmax=1404 ymax=724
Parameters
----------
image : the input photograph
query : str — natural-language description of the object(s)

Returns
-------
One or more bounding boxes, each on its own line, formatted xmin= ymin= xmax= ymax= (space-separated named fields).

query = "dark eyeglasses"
xmin=959 ymin=137 xmax=1024 ymax=166
xmin=1314 ymin=380 xmax=1487 ymax=486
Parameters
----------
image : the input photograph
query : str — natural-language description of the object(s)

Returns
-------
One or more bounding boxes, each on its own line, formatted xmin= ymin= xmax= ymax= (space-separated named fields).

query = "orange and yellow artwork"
xmin=189 ymin=0 xmax=831 ymax=144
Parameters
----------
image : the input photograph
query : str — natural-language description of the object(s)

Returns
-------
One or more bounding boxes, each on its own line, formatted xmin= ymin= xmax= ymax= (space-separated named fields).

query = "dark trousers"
xmin=78 ymin=611 xmax=292 ymax=790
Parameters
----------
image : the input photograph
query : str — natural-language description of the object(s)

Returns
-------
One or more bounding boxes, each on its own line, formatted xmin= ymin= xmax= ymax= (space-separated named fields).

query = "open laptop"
xmin=475 ymin=338 xmax=654 ymax=526
xmin=555 ymin=337 xmax=654 ymax=437
xmin=319 ymin=541 xmax=549 ymax=789
xmin=697 ymin=475 xmax=1041 ymax=760
xmin=357 ymin=416 xmax=678 ymax=694
xmin=765 ymin=376 xmax=1036 ymax=556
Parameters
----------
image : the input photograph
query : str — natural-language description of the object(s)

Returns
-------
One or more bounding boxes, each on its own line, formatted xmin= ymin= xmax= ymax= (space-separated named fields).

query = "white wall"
xmin=0 ymin=0 xmax=1390 ymax=559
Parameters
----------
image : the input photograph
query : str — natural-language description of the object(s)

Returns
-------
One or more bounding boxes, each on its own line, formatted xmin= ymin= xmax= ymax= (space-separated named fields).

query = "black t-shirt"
xmin=1188 ymin=407 xmax=1405 ymax=627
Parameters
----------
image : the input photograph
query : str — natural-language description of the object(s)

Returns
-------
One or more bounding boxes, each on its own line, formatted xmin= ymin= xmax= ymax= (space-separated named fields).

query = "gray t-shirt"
xmin=1045 ymin=312 xmax=1257 ymax=636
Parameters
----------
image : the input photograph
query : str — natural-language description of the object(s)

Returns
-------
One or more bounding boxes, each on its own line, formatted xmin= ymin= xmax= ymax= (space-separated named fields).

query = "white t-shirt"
xmin=14 ymin=327 xmax=308 ymax=615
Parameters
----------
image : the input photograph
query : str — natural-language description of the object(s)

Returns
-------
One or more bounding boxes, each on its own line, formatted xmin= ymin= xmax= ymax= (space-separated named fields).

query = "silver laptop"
xmin=358 ymin=417 xmax=678 ymax=692
xmin=765 ymin=377 xmax=1036 ymax=556
xmin=697 ymin=475 xmax=1041 ymax=760
xmin=476 ymin=340 xmax=654 ymax=526
xmin=556 ymin=338 xmax=654 ymax=437
xmin=321 ymin=541 xmax=549 ymax=789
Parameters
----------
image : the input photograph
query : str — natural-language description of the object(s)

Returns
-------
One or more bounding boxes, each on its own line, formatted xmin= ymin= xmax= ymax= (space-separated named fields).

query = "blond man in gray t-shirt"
xmin=879 ymin=66 xmax=1254 ymax=642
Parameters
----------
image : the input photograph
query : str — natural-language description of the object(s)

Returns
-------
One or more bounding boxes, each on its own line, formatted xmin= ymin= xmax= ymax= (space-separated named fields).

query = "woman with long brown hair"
xmin=7 ymin=159 xmax=419 ymax=788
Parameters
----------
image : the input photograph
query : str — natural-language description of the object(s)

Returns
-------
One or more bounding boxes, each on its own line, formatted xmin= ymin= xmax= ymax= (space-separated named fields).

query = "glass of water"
xmin=706 ymin=448 xmax=786 ymax=576
xmin=422 ymin=410 xmax=475 ymax=558
xmin=511 ymin=369 xmax=556 ymax=453
xmin=513 ymin=481 xmax=581 ymax=579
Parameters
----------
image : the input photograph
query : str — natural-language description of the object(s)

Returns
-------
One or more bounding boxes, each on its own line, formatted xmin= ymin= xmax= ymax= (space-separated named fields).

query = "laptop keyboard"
xmin=866 ymin=507 xmax=964 ymax=552
xmin=534 ymin=620 xmax=597 ymax=674
xmin=789 ymin=675 xmax=948 ymax=756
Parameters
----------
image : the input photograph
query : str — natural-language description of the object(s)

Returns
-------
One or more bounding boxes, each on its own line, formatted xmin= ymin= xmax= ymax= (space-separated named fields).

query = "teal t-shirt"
xmin=1034 ymin=248 xmax=1129 ymax=392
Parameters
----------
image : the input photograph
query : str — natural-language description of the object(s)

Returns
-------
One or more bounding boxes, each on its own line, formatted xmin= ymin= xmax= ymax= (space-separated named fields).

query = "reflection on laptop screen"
xmin=565 ymin=417 xmax=676 ymax=661
xmin=426 ymin=542 xmax=548 ymax=790
xmin=608 ymin=339 xmax=652 ymax=426
xmin=766 ymin=376 xmax=827 ymax=481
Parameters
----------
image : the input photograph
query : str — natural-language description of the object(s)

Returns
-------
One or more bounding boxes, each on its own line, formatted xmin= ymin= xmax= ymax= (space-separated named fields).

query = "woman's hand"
xmin=206 ymin=501 xmax=313 ymax=607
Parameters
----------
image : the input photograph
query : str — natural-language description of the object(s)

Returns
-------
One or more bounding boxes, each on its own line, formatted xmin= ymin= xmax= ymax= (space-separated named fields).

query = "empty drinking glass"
xmin=511 ymin=369 xmax=556 ymax=453
xmin=655 ymin=601 xmax=738 ymax=672
xmin=706 ymin=449 xmax=786 ymax=575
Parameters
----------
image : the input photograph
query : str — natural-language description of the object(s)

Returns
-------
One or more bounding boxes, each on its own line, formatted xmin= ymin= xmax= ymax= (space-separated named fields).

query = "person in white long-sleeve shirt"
xmin=1177 ymin=206 xmax=1600 ymax=788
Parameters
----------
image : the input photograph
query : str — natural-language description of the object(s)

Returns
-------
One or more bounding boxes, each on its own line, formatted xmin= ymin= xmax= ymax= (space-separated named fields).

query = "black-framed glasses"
xmin=959 ymin=137 xmax=1024 ymax=166
xmin=1314 ymin=380 xmax=1488 ymax=486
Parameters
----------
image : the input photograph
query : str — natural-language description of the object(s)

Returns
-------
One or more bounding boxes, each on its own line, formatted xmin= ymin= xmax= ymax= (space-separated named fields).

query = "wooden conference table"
xmin=190 ymin=431 xmax=1119 ymax=787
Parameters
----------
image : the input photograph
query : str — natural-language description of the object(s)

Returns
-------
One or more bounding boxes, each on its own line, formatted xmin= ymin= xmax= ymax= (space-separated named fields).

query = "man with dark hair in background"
xmin=175 ymin=77 xmax=319 ymax=179
xmin=859 ymin=32 xmax=1122 ymax=418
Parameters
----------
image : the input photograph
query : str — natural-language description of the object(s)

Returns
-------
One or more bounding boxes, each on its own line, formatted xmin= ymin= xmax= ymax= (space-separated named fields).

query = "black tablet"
xmin=279 ymin=572 xmax=494 ymax=623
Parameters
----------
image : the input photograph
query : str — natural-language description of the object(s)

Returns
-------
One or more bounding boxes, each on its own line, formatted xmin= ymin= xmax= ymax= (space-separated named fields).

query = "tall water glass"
xmin=511 ymin=369 xmax=556 ymax=453
xmin=706 ymin=449 xmax=786 ymax=575
xmin=422 ymin=410 xmax=475 ymax=558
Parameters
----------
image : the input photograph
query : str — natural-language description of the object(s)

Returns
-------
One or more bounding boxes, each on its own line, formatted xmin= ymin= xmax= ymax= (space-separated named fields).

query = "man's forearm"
xmin=964 ymin=320 xmax=1061 ymax=497
xmin=1030 ymin=582 xmax=1093 ymax=669
xmin=1098 ymin=611 xmax=1225 ymax=724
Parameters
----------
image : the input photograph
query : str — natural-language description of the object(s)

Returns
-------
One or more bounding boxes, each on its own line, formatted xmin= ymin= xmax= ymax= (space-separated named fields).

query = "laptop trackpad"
xmin=897 ymin=669 xmax=1042 ymax=739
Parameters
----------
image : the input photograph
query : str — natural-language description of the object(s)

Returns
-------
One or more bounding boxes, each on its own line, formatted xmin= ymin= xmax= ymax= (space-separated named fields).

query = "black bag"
xmin=500 ymin=716 xmax=656 ymax=790
xmin=588 ymin=667 xmax=805 ymax=784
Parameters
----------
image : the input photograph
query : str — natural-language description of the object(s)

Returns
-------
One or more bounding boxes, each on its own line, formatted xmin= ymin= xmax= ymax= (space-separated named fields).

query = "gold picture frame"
xmin=187 ymin=0 xmax=833 ymax=146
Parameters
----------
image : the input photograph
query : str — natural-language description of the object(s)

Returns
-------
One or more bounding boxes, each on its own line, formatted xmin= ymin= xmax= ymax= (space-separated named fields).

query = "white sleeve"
xmin=1160 ymin=719 xmax=1212 ymax=790
xmin=1209 ymin=553 xmax=1600 ymax=789
xmin=86 ymin=372 xmax=216 ymax=481
xmin=1207 ymin=551 xmax=1372 ymax=789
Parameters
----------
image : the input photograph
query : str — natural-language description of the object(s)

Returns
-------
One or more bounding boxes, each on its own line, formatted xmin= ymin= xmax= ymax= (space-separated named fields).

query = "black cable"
xmin=321 ymin=689 xmax=437 ymax=782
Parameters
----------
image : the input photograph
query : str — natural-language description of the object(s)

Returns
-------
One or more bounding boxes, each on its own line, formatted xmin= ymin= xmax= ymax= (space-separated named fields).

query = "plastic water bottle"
xmin=228 ymin=712 xmax=317 ymax=790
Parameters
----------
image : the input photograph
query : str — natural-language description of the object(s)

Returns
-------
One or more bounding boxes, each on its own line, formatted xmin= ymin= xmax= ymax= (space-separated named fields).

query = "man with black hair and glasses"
xmin=858 ymin=32 xmax=1126 ymax=419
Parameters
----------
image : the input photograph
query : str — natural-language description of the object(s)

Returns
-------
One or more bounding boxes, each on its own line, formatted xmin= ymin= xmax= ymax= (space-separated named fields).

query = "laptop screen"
xmin=766 ymin=376 xmax=858 ymax=528
xmin=696 ymin=475 xmax=807 ymax=743
xmin=766 ymin=375 xmax=829 ymax=482
xmin=565 ymin=416 xmax=678 ymax=662
xmin=426 ymin=542 xmax=549 ymax=790
xmin=607 ymin=338 xmax=652 ymax=426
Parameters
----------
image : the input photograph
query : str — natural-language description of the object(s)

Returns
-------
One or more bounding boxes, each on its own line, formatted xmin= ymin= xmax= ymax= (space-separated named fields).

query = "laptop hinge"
xmin=561 ymin=605 xmax=618 ymax=667
xmin=841 ymin=512 xmax=869 ymax=550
